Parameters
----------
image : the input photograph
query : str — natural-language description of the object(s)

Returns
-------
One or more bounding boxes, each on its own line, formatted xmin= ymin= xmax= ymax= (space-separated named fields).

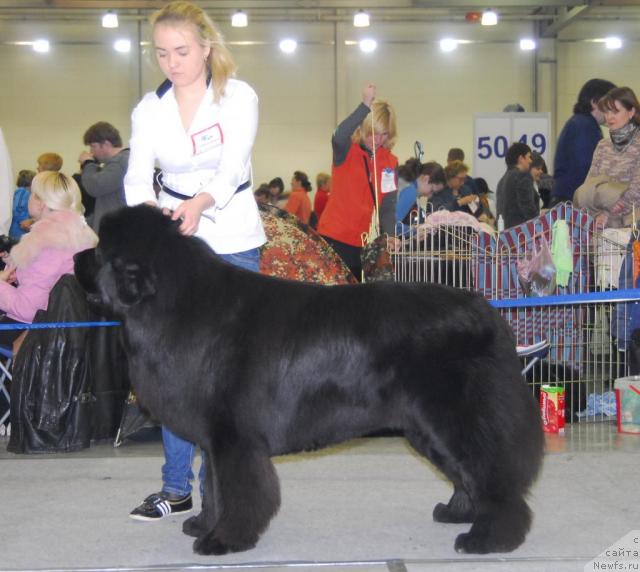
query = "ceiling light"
xmin=114 ymin=39 xmax=131 ymax=53
xmin=102 ymin=12 xmax=118 ymax=28
xmin=481 ymin=9 xmax=498 ymax=26
xmin=279 ymin=39 xmax=297 ymax=54
xmin=519 ymin=38 xmax=536 ymax=51
xmin=32 ymin=39 xmax=50 ymax=53
xmin=353 ymin=10 xmax=370 ymax=28
xmin=605 ymin=36 xmax=622 ymax=49
xmin=231 ymin=10 xmax=248 ymax=28
xmin=359 ymin=38 xmax=377 ymax=53
xmin=439 ymin=38 xmax=458 ymax=53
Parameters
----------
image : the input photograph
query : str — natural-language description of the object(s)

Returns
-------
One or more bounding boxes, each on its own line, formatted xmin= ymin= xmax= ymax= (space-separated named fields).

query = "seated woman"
xmin=581 ymin=86 xmax=640 ymax=227
xmin=0 ymin=171 xmax=98 ymax=348
xmin=396 ymin=161 xmax=446 ymax=226
xmin=431 ymin=161 xmax=479 ymax=213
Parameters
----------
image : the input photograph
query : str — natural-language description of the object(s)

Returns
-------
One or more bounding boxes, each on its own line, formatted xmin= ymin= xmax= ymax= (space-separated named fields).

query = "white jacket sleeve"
xmin=124 ymin=97 xmax=159 ymax=207
xmin=199 ymin=82 xmax=258 ymax=213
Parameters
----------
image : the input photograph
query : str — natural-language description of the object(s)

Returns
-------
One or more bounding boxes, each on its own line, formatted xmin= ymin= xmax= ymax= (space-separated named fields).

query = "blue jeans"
xmin=161 ymin=247 xmax=261 ymax=498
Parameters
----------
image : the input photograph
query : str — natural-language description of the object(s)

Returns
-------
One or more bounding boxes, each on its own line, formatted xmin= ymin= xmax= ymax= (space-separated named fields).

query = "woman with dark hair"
xmin=284 ymin=170 xmax=312 ymax=223
xmin=396 ymin=157 xmax=421 ymax=193
xmin=581 ymin=86 xmax=640 ymax=226
xmin=552 ymin=78 xmax=616 ymax=204
xmin=395 ymin=161 xmax=446 ymax=225
xmin=268 ymin=176 xmax=287 ymax=208
xmin=530 ymin=152 xmax=553 ymax=208
xmin=9 ymin=170 xmax=35 ymax=239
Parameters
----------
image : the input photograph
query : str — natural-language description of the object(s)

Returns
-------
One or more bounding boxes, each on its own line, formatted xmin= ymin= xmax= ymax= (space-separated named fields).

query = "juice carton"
xmin=614 ymin=376 xmax=640 ymax=434
xmin=540 ymin=385 xmax=565 ymax=434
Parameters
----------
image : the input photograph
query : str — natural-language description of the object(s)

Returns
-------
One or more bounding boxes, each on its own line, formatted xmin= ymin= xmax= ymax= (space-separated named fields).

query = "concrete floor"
xmin=0 ymin=422 xmax=638 ymax=572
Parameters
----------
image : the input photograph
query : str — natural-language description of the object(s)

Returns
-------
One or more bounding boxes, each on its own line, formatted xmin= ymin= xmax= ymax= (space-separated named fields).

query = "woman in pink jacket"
xmin=0 ymin=171 xmax=98 ymax=347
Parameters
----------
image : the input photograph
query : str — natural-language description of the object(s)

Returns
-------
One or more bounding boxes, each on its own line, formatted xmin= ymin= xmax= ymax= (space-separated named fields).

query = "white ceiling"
xmin=1 ymin=1 xmax=640 ymax=38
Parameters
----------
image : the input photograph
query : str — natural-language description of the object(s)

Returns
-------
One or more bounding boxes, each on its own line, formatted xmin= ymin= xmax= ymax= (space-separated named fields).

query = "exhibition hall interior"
xmin=0 ymin=1 xmax=639 ymax=572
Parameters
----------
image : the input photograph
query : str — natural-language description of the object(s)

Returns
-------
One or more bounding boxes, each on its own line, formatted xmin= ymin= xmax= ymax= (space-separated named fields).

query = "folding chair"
xmin=0 ymin=344 xmax=13 ymax=428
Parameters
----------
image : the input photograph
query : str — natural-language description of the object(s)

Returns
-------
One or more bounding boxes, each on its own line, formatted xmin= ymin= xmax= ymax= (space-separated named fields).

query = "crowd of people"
xmin=7 ymin=74 xmax=636 ymax=298
xmin=245 ymin=77 xmax=640 ymax=271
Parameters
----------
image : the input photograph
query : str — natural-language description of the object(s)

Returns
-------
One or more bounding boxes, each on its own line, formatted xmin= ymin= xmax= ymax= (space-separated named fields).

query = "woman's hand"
xmin=0 ymin=265 xmax=17 ymax=284
xmin=171 ymin=193 xmax=215 ymax=236
xmin=595 ymin=211 xmax=609 ymax=227
xmin=610 ymin=199 xmax=626 ymax=215
xmin=458 ymin=194 xmax=478 ymax=207
xmin=362 ymin=84 xmax=377 ymax=108
xmin=386 ymin=236 xmax=401 ymax=252
xmin=78 ymin=150 xmax=94 ymax=164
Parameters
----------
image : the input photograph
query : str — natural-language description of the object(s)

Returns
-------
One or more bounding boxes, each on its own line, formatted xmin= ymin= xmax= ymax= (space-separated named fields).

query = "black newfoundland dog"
xmin=74 ymin=205 xmax=544 ymax=556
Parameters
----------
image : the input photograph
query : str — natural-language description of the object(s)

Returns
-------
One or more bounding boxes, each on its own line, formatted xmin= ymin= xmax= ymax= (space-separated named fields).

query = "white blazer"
xmin=124 ymin=78 xmax=266 ymax=254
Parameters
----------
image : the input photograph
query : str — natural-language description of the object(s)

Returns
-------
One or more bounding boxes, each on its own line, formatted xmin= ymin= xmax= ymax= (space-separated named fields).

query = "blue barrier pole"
xmin=0 ymin=321 xmax=121 ymax=331
xmin=0 ymin=290 xmax=637 ymax=329
xmin=490 ymin=288 xmax=640 ymax=309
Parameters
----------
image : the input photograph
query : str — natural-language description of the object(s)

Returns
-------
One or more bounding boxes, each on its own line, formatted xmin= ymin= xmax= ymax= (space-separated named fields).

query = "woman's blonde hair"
xmin=31 ymin=171 xmax=84 ymax=214
xmin=316 ymin=172 xmax=331 ymax=189
xmin=151 ymin=1 xmax=237 ymax=102
xmin=352 ymin=100 xmax=397 ymax=150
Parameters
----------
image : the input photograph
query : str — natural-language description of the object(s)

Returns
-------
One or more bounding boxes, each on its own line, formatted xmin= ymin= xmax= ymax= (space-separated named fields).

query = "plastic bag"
xmin=517 ymin=236 xmax=557 ymax=297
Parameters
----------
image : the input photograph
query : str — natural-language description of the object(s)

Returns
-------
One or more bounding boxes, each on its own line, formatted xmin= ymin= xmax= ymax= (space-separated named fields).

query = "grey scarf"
xmin=609 ymin=121 xmax=639 ymax=152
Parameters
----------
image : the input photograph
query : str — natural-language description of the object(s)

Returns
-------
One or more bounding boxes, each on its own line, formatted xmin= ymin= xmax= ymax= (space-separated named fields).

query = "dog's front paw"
xmin=194 ymin=534 xmax=230 ymax=555
xmin=193 ymin=532 xmax=255 ymax=555
xmin=455 ymin=532 xmax=484 ymax=554
xmin=183 ymin=513 xmax=207 ymax=537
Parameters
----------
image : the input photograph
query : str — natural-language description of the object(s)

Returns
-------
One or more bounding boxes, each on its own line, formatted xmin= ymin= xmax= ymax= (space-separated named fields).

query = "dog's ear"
xmin=73 ymin=248 xmax=99 ymax=293
xmin=113 ymin=258 xmax=156 ymax=305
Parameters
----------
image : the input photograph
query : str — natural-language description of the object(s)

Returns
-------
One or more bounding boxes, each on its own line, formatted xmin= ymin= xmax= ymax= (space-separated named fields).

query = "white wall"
xmin=0 ymin=15 xmax=636 ymax=197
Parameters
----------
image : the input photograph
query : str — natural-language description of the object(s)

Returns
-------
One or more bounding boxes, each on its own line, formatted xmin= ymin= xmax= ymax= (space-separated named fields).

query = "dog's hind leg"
xmin=193 ymin=437 xmax=281 ymax=556
xmin=405 ymin=431 xmax=476 ymax=524
xmin=454 ymin=495 xmax=532 ymax=554
xmin=407 ymin=429 xmax=532 ymax=552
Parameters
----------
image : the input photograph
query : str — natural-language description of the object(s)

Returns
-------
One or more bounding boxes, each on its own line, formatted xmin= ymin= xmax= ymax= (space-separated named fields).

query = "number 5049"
xmin=476 ymin=133 xmax=546 ymax=159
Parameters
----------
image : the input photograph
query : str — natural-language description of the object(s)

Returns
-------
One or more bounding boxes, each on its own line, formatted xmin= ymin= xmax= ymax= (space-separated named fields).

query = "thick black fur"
xmin=74 ymin=205 xmax=544 ymax=556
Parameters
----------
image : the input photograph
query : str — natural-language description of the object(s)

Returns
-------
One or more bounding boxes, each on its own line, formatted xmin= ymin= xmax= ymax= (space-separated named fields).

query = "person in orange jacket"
xmin=284 ymin=171 xmax=312 ymax=224
xmin=317 ymin=84 xmax=398 ymax=279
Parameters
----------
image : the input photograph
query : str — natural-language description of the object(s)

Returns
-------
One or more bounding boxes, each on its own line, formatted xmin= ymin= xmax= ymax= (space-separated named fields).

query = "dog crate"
xmin=392 ymin=203 xmax=635 ymax=424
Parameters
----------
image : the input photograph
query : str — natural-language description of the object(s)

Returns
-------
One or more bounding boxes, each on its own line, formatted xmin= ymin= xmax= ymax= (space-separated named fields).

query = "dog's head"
xmin=74 ymin=205 xmax=184 ymax=313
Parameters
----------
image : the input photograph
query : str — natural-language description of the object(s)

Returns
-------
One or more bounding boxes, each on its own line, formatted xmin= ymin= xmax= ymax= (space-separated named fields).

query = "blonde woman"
xmin=313 ymin=171 xmax=331 ymax=221
xmin=317 ymin=83 xmax=398 ymax=279
xmin=0 ymin=171 xmax=97 ymax=346
xmin=124 ymin=1 xmax=265 ymax=522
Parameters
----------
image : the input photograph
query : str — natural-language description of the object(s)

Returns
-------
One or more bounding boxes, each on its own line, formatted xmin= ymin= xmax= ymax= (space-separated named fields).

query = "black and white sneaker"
xmin=129 ymin=492 xmax=193 ymax=521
